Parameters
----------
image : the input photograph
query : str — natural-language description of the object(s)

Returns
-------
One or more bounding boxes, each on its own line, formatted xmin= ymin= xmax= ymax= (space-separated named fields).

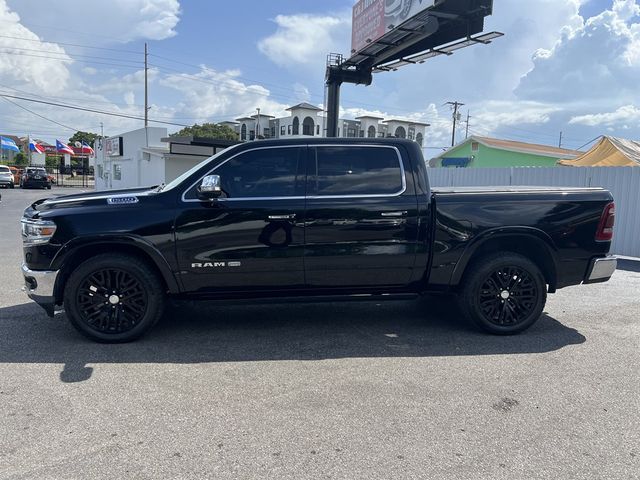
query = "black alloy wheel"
xmin=459 ymin=253 xmax=547 ymax=335
xmin=64 ymin=254 xmax=165 ymax=342
xmin=478 ymin=266 xmax=539 ymax=326
xmin=76 ymin=268 xmax=149 ymax=335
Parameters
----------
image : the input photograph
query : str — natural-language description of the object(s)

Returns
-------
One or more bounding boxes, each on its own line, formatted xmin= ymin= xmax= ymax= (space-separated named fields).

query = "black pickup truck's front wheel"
xmin=459 ymin=253 xmax=547 ymax=335
xmin=63 ymin=254 xmax=165 ymax=343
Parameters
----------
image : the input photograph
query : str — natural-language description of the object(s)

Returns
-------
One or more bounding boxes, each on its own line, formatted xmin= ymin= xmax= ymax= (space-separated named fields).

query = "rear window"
xmin=0 ymin=166 xmax=10 ymax=173
xmin=312 ymin=146 xmax=404 ymax=196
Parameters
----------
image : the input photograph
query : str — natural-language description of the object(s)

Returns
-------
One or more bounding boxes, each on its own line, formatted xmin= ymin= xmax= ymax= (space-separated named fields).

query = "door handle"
xmin=380 ymin=211 xmax=408 ymax=217
xmin=268 ymin=214 xmax=297 ymax=220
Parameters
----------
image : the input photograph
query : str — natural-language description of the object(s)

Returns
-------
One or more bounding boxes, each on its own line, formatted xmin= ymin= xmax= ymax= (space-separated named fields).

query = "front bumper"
xmin=21 ymin=264 xmax=59 ymax=316
xmin=584 ymin=256 xmax=617 ymax=284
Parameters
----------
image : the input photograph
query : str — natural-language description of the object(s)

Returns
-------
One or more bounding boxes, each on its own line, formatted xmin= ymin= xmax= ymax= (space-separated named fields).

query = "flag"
xmin=56 ymin=139 xmax=74 ymax=155
xmin=81 ymin=141 xmax=95 ymax=156
xmin=29 ymin=140 xmax=45 ymax=154
xmin=1 ymin=136 xmax=20 ymax=152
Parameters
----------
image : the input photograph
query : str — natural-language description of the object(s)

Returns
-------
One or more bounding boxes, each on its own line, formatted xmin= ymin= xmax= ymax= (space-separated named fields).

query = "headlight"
xmin=21 ymin=218 xmax=57 ymax=245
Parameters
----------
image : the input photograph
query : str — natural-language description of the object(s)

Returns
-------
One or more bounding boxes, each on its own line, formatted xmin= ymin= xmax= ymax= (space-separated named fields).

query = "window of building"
xmin=302 ymin=117 xmax=315 ymax=136
xmin=471 ymin=142 xmax=479 ymax=152
xmin=395 ymin=126 xmax=407 ymax=139
xmin=288 ymin=125 xmax=292 ymax=135
xmin=347 ymin=128 xmax=357 ymax=138
xmin=367 ymin=126 xmax=376 ymax=138
xmin=312 ymin=146 xmax=403 ymax=196
xmin=240 ymin=124 xmax=247 ymax=141
xmin=97 ymin=164 xmax=104 ymax=179
xmin=292 ymin=117 xmax=300 ymax=135
xmin=416 ymin=133 xmax=424 ymax=147
xmin=265 ymin=128 xmax=271 ymax=138
xmin=408 ymin=127 xmax=415 ymax=140
xmin=317 ymin=125 xmax=320 ymax=135
xmin=113 ymin=164 xmax=122 ymax=180
xmin=281 ymin=126 xmax=286 ymax=136
xmin=210 ymin=147 xmax=305 ymax=198
xmin=359 ymin=130 xmax=365 ymax=138
xmin=249 ymin=130 xmax=255 ymax=141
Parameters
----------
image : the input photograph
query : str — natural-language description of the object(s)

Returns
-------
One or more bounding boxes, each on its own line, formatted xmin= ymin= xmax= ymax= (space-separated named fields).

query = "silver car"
xmin=0 ymin=165 xmax=15 ymax=189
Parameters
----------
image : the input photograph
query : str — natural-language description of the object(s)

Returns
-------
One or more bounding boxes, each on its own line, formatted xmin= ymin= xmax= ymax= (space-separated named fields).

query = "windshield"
xmin=161 ymin=144 xmax=241 ymax=192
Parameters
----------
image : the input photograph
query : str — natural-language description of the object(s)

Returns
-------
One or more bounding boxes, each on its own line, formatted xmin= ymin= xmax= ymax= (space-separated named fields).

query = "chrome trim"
xmin=21 ymin=264 xmax=59 ymax=300
xmin=181 ymin=144 xmax=407 ymax=203
xmin=587 ymin=257 xmax=617 ymax=281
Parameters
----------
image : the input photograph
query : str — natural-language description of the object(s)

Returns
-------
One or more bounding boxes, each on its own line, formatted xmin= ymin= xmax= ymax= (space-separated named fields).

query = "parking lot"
xmin=1 ymin=187 xmax=638 ymax=479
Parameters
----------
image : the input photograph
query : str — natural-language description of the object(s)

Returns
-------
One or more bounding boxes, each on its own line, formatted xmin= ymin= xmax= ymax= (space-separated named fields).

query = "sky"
xmin=0 ymin=0 xmax=638 ymax=153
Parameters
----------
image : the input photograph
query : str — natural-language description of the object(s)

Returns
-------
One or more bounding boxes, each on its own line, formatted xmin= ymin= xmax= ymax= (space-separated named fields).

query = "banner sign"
xmin=352 ymin=0 xmax=436 ymax=54
xmin=105 ymin=137 xmax=123 ymax=157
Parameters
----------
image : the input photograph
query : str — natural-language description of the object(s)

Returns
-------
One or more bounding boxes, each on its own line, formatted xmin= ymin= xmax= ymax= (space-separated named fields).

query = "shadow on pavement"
xmin=0 ymin=296 xmax=586 ymax=383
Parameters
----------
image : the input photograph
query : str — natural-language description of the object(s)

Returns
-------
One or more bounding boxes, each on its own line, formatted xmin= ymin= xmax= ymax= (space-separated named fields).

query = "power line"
xmin=0 ymin=93 xmax=190 ymax=127
xmin=0 ymin=49 xmax=144 ymax=70
xmin=1 ymin=96 xmax=80 ymax=131
xmin=0 ymin=45 xmax=143 ymax=65
xmin=0 ymin=34 xmax=140 ymax=54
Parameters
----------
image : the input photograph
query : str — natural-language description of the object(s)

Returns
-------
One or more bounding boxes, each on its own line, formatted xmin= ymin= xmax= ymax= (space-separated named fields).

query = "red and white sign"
xmin=352 ymin=0 xmax=437 ymax=54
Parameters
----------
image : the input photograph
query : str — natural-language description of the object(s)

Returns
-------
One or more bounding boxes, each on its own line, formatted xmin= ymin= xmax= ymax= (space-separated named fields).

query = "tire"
xmin=63 ymin=253 xmax=166 ymax=343
xmin=459 ymin=253 xmax=547 ymax=335
xmin=47 ymin=185 xmax=52 ymax=190
xmin=9 ymin=183 xmax=14 ymax=189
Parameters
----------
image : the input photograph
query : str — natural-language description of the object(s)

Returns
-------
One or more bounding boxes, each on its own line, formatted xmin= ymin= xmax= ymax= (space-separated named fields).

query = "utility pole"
xmin=446 ymin=101 xmax=464 ymax=146
xmin=465 ymin=111 xmax=471 ymax=139
xmin=144 ymin=42 xmax=149 ymax=128
xmin=558 ymin=131 xmax=563 ymax=148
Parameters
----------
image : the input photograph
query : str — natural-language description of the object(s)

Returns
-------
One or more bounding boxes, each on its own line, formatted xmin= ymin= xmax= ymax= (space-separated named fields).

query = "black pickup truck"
xmin=21 ymin=138 xmax=617 ymax=342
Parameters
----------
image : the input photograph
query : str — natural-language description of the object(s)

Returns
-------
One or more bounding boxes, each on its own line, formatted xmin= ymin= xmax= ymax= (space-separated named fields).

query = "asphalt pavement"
xmin=0 ymin=187 xmax=638 ymax=479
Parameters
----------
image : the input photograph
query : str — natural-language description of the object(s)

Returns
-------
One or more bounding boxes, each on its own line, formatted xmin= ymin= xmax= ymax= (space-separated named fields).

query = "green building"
xmin=430 ymin=136 xmax=581 ymax=168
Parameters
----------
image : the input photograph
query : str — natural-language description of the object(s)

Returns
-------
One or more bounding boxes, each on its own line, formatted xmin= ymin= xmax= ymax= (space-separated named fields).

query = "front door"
xmin=175 ymin=146 xmax=307 ymax=294
xmin=304 ymin=145 xmax=419 ymax=288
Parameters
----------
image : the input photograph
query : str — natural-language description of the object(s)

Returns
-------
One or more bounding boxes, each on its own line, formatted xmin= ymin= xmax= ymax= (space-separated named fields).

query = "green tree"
xmin=171 ymin=123 xmax=238 ymax=141
xmin=13 ymin=152 xmax=28 ymax=166
xmin=68 ymin=131 xmax=101 ymax=147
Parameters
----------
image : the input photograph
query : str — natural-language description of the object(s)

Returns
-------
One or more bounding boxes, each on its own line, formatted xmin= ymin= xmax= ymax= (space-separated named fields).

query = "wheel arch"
xmin=52 ymin=236 xmax=181 ymax=304
xmin=451 ymin=228 xmax=559 ymax=292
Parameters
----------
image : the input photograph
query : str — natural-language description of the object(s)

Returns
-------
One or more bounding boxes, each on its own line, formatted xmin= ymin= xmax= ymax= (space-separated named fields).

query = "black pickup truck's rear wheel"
xmin=63 ymin=254 xmax=165 ymax=343
xmin=459 ymin=253 xmax=547 ymax=335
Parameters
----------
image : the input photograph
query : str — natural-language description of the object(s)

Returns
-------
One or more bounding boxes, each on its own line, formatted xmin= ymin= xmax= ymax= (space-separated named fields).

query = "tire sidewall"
xmin=63 ymin=254 xmax=165 ymax=343
xmin=462 ymin=254 xmax=547 ymax=335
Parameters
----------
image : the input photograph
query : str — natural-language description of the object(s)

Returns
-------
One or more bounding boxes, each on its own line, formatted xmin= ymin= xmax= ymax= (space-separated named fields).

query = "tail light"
xmin=595 ymin=202 xmax=615 ymax=242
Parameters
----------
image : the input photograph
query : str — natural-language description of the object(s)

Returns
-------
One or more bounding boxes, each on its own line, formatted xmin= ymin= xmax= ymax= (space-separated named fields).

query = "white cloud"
xmin=258 ymin=13 xmax=351 ymax=69
xmin=569 ymin=105 xmax=640 ymax=127
xmin=6 ymin=0 xmax=181 ymax=43
xmin=515 ymin=0 xmax=640 ymax=104
xmin=160 ymin=66 xmax=290 ymax=122
xmin=0 ymin=0 xmax=71 ymax=94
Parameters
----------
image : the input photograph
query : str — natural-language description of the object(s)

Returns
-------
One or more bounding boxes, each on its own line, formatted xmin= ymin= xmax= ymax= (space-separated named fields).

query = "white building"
xmin=231 ymin=102 xmax=428 ymax=147
xmin=94 ymin=127 xmax=234 ymax=191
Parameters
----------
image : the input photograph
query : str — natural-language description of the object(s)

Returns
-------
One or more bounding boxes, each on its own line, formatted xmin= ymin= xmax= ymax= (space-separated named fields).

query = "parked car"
xmin=0 ymin=165 xmax=15 ymax=188
xmin=20 ymin=167 xmax=51 ymax=189
xmin=20 ymin=138 xmax=617 ymax=342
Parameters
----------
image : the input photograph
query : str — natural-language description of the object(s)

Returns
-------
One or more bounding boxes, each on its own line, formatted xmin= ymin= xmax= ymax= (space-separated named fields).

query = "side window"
xmin=186 ymin=147 xmax=305 ymax=200
xmin=311 ymin=146 xmax=404 ymax=196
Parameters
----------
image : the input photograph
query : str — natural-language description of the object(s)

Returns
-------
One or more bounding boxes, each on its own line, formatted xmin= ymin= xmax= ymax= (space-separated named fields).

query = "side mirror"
xmin=197 ymin=174 xmax=222 ymax=200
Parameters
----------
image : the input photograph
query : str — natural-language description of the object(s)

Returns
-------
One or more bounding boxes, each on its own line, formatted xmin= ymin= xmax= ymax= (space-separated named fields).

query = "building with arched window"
xmin=227 ymin=104 xmax=428 ymax=148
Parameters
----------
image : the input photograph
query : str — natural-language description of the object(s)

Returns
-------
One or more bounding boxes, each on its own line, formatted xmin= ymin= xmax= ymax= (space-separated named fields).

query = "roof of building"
xmin=558 ymin=136 xmax=640 ymax=167
xmin=235 ymin=117 xmax=255 ymax=122
xmin=251 ymin=113 xmax=275 ymax=119
xmin=355 ymin=115 xmax=385 ymax=120
xmin=286 ymin=102 xmax=322 ymax=111
xmin=434 ymin=136 xmax=582 ymax=161
xmin=383 ymin=119 xmax=431 ymax=126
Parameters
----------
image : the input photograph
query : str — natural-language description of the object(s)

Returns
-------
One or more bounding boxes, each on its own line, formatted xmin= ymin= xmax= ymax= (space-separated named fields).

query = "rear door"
xmin=175 ymin=145 xmax=307 ymax=294
xmin=304 ymin=144 xmax=419 ymax=288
